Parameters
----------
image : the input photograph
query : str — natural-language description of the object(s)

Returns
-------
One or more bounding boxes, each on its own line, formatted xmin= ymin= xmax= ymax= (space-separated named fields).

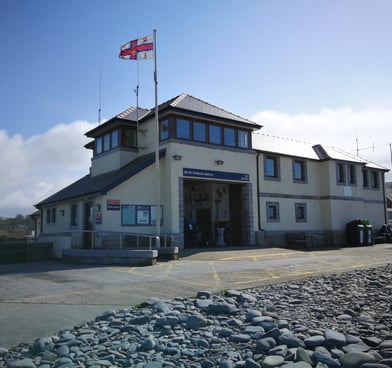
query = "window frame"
xmin=264 ymin=155 xmax=280 ymax=181
xmin=371 ymin=170 xmax=380 ymax=189
xmin=237 ymin=130 xmax=250 ymax=149
xmin=159 ymin=116 xmax=252 ymax=150
xmin=336 ymin=163 xmax=346 ymax=184
xmin=223 ymin=127 xmax=235 ymax=147
xmin=347 ymin=164 xmax=357 ymax=185
xmin=295 ymin=203 xmax=307 ymax=223
xmin=362 ymin=169 xmax=369 ymax=188
xmin=293 ymin=159 xmax=307 ymax=183
xmin=160 ymin=119 xmax=170 ymax=140
xmin=175 ymin=118 xmax=191 ymax=140
xmin=193 ymin=121 xmax=207 ymax=142
xmin=209 ymin=124 xmax=222 ymax=145
xmin=266 ymin=202 xmax=280 ymax=222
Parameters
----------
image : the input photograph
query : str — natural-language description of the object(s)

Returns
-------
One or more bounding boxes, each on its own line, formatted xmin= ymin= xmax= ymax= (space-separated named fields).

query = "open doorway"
xmin=183 ymin=180 xmax=248 ymax=247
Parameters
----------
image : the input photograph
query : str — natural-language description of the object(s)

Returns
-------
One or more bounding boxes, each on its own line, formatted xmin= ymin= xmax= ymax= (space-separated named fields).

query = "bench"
xmin=286 ymin=232 xmax=313 ymax=249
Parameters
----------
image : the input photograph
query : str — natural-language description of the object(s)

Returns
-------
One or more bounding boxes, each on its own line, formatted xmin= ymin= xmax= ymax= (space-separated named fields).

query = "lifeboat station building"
xmin=35 ymin=94 xmax=388 ymax=257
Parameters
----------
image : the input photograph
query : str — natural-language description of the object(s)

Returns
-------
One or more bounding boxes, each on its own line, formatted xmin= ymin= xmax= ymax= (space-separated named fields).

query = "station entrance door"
xmin=183 ymin=180 xmax=251 ymax=247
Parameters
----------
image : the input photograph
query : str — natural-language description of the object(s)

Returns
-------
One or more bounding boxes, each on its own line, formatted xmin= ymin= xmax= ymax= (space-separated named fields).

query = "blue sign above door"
xmin=183 ymin=168 xmax=249 ymax=182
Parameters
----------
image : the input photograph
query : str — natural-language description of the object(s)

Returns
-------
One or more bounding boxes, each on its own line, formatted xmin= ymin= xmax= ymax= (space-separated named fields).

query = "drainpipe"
xmin=382 ymin=172 xmax=387 ymax=224
xmin=256 ymin=152 xmax=266 ymax=240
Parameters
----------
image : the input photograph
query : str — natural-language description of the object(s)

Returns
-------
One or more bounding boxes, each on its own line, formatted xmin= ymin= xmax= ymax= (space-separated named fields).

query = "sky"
xmin=1 ymin=0 xmax=392 ymax=217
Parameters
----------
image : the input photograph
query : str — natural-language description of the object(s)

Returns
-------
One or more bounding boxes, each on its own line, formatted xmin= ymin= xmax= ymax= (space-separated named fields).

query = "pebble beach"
xmin=1 ymin=264 xmax=392 ymax=368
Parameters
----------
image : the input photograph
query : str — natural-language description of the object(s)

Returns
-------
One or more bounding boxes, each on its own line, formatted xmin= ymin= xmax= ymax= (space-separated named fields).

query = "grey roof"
xmin=162 ymin=94 xmax=261 ymax=128
xmin=36 ymin=151 xmax=165 ymax=207
xmin=116 ymin=106 xmax=151 ymax=121
xmin=252 ymin=133 xmax=389 ymax=170
xmin=86 ymin=93 xmax=261 ymax=138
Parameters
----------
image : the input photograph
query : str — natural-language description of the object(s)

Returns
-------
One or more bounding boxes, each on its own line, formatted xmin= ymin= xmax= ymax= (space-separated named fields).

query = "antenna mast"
xmin=356 ymin=138 xmax=374 ymax=156
xmin=98 ymin=63 xmax=102 ymax=125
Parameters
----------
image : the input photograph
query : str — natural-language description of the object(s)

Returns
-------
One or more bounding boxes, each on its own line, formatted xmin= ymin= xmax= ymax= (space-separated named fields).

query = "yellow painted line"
xmin=111 ymin=267 xmax=136 ymax=274
xmin=234 ymin=277 xmax=274 ymax=285
xmin=164 ymin=263 xmax=173 ymax=276
xmin=209 ymin=261 xmax=220 ymax=281
xmin=221 ymin=252 xmax=293 ymax=261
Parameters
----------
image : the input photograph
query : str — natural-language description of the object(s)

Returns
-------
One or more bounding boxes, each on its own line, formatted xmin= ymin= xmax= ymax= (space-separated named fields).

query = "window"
xmin=46 ymin=208 xmax=56 ymax=223
xmin=209 ymin=125 xmax=222 ymax=144
xmin=238 ymin=130 xmax=249 ymax=149
xmin=362 ymin=169 xmax=369 ymax=188
xmin=336 ymin=163 xmax=345 ymax=184
xmin=103 ymin=133 xmax=111 ymax=151
xmin=111 ymin=129 xmax=119 ymax=148
xmin=121 ymin=205 xmax=163 ymax=226
xmin=71 ymin=204 xmax=78 ymax=226
xmin=193 ymin=121 xmax=206 ymax=142
xmin=223 ymin=127 xmax=235 ymax=147
xmin=264 ymin=156 xmax=280 ymax=180
xmin=295 ymin=203 xmax=307 ymax=222
xmin=123 ymin=128 xmax=137 ymax=147
xmin=347 ymin=165 xmax=356 ymax=185
xmin=176 ymin=119 xmax=190 ymax=139
xmin=266 ymin=202 xmax=280 ymax=222
xmin=96 ymin=137 xmax=102 ymax=154
xmin=371 ymin=171 xmax=379 ymax=189
xmin=95 ymin=129 xmax=121 ymax=155
xmin=159 ymin=117 xmax=251 ymax=149
xmin=160 ymin=119 xmax=169 ymax=140
xmin=293 ymin=160 xmax=307 ymax=182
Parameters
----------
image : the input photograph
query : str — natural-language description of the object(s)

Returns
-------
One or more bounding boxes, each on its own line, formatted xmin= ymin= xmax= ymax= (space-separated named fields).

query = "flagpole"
xmin=153 ymin=29 xmax=160 ymax=248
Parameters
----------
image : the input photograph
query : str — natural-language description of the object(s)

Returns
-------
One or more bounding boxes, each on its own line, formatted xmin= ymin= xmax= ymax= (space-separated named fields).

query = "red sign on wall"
xmin=107 ymin=199 xmax=121 ymax=211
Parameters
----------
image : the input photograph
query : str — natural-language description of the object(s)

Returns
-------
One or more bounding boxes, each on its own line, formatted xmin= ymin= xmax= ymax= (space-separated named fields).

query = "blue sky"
xmin=1 ymin=0 xmax=392 ymax=216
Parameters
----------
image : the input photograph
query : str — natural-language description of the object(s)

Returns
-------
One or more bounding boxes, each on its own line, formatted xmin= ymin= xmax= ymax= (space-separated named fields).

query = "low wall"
xmin=0 ymin=241 xmax=53 ymax=264
xmin=62 ymin=249 xmax=158 ymax=266
xmin=255 ymin=230 xmax=342 ymax=248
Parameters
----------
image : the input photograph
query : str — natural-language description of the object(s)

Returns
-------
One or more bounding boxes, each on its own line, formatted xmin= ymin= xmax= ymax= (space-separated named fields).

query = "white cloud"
xmin=252 ymin=106 xmax=392 ymax=181
xmin=0 ymin=120 xmax=96 ymax=217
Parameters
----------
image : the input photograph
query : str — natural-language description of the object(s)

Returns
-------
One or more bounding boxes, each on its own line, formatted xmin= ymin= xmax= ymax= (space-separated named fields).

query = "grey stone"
xmin=229 ymin=334 xmax=251 ymax=343
xmin=30 ymin=337 xmax=54 ymax=354
xmin=312 ymin=351 xmax=340 ymax=368
xmin=7 ymin=359 xmax=36 ymax=368
xmin=341 ymin=341 xmax=370 ymax=353
xmin=185 ymin=314 xmax=208 ymax=329
xmin=304 ymin=335 xmax=325 ymax=348
xmin=255 ymin=337 xmax=277 ymax=352
xmin=281 ymin=363 xmax=312 ymax=368
xmin=268 ymin=344 xmax=288 ymax=357
xmin=219 ymin=360 xmax=234 ymax=368
xmin=339 ymin=352 xmax=376 ymax=368
xmin=324 ymin=329 xmax=347 ymax=348
xmin=244 ymin=358 xmax=261 ymax=368
xmin=207 ymin=302 xmax=236 ymax=315
xmin=141 ymin=335 xmax=156 ymax=350
xmin=279 ymin=333 xmax=305 ymax=348
xmin=262 ymin=355 xmax=285 ymax=367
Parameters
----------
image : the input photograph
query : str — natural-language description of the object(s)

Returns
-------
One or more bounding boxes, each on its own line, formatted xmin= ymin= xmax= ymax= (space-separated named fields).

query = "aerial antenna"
xmin=98 ymin=63 xmax=102 ymax=125
xmin=356 ymin=137 xmax=374 ymax=156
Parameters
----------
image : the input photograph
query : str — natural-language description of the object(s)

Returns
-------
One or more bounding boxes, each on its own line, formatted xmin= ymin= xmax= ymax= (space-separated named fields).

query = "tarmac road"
xmin=1 ymin=243 xmax=392 ymax=349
